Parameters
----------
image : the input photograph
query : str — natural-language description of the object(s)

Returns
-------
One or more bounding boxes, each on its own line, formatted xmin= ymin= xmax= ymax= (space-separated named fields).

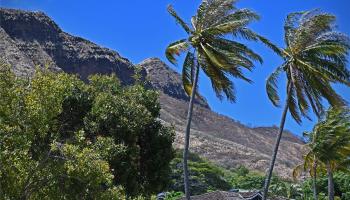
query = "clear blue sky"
xmin=2 ymin=0 xmax=350 ymax=136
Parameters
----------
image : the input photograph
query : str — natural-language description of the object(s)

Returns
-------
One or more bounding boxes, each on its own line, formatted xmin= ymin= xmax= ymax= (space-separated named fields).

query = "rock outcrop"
xmin=140 ymin=58 xmax=209 ymax=108
xmin=0 ymin=8 xmax=135 ymax=83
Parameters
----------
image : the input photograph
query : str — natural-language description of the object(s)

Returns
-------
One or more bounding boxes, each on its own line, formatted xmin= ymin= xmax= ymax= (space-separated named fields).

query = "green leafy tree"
xmin=169 ymin=151 xmax=232 ymax=196
xmin=0 ymin=63 xmax=175 ymax=199
xmin=334 ymin=172 xmax=350 ymax=200
xmin=85 ymin=75 xmax=175 ymax=197
xmin=230 ymin=172 xmax=265 ymax=190
xmin=165 ymin=1 xmax=278 ymax=198
xmin=0 ymin=65 xmax=122 ymax=199
xmin=269 ymin=181 xmax=302 ymax=199
xmin=264 ymin=10 xmax=350 ymax=200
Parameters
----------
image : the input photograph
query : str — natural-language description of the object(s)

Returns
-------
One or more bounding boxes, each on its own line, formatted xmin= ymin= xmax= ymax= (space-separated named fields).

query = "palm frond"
xmin=293 ymin=11 xmax=336 ymax=53
xmin=266 ymin=64 xmax=285 ymax=107
xmin=303 ymin=81 xmax=324 ymax=118
xmin=213 ymin=8 xmax=259 ymax=27
xmin=207 ymin=43 xmax=255 ymax=70
xmin=204 ymin=19 xmax=250 ymax=35
xmin=234 ymin=28 xmax=283 ymax=56
xmin=289 ymin=67 xmax=311 ymax=119
xmin=206 ymin=36 xmax=263 ymax=64
xmin=292 ymin=164 xmax=304 ymax=180
xmin=196 ymin=0 xmax=236 ymax=31
xmin=198 ymin=52 xmax=236 ymax=102
xmin=167 ymin=0 xmax=278 ymax=105
xmin=288 ymin=85 xmax=302 ymax=124
xmin=182 ymin=52 xmax=196 ymax=96
xmin=165 ymin=39 xmax=189 ymax=64
xmin=284 ymin=12 xmax=304 ymax=48
xmin=167 ymin=5 xmax=193 ymax=34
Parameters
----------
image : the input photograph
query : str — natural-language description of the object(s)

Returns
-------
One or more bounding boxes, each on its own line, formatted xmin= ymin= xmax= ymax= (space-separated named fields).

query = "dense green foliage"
xmin=301 ymin=172 xmax=350 ymax=200
xmin=0 ymin=63 xmax=175 ymax=199
xmin=295 ymin=107 xmax=350 ymax=177
xmin=167 ymin=151 xmax=298 ymax=198
xmin=229 ymin=166 xmax=303 ymax=199
xmin=168 ymin=151 xmax=232 ymax=195
xmin=166 ymin=151 xmax=350 ymax=200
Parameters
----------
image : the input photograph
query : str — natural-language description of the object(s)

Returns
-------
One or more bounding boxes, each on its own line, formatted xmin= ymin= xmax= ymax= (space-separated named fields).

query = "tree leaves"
xmin=0 ymin=67 xmax=175 ymax=199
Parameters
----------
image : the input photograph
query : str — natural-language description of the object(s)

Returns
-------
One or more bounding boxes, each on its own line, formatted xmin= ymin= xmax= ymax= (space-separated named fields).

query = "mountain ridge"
xmin=0 ymin=7 xmax=305 ymax=177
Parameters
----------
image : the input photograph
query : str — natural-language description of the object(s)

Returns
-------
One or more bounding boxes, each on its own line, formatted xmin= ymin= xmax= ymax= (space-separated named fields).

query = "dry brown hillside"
xmin=140 ymin=58 xmax=305 ymax=178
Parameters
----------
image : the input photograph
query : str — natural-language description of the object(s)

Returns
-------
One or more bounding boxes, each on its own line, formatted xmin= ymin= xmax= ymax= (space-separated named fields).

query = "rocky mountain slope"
xmin=0 ymin=8 xmax=305 ymax=177
xmin=0 ymin=8 xmax=135 ymax=83
xmin=139 ymin=58 xmax=305 ymax=177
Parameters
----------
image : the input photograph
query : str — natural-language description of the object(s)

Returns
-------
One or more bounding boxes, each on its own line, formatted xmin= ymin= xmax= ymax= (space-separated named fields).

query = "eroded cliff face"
xmin=0 ymin=8 xmax=305 ymax=178
xmin=0 ymin=8 xmax=135 ymax=83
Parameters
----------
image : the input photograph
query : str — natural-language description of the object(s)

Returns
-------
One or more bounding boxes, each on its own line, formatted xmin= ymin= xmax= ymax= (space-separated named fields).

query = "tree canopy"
xmin=0 ymin=63 xmax=175 ymax=199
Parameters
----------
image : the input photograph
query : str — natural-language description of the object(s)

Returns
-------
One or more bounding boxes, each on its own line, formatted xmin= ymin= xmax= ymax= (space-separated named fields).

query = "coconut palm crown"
xmin=166 ymin=0 xmax=279 ymax=101
xmin=266 ymin=10 xmax=350 ymax=123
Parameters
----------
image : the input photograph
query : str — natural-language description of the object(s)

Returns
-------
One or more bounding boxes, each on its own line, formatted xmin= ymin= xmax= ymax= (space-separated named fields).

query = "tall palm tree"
xmin=263 ymin=10 xmax=350 ymax=200
xmin=313 ymin=107 xmax=350 ymax=200
xmin=165 ymin=0 xmax=279 ymax=199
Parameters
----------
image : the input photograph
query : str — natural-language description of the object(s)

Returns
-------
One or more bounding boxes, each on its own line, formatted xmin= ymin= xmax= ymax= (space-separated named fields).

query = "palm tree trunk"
xmin=263 ymin=82 xmax=292 ymax=200
xmin=312 ymin=159 xmax=318 ymax=200
xmin=183 ymin=64 xmax=200 ymax=200
xmin=327 ymin=161 xmax=334 ymax=200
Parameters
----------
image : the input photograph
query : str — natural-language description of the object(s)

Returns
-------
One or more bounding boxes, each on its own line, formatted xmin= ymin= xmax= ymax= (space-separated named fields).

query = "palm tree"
xmin=263 ymin=10 xmax=350 ymax=200
xmin=294 ymin=107 xmax=350 ymax=200
xmin=313 ymin=107 xmax=350 ymax=200
xmin=293 ymin=128 xmax=326 ymax=200
xmin=165 ymin=0 xmax=279 ymax=199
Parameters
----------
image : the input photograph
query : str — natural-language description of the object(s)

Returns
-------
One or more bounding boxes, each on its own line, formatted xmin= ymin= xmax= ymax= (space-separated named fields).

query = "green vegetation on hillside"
xmin=166 ymin=150 xmax=350 ymax=200
xmin=0 ymin=63 xmax=175 ymax=199
xmin=169 ymin=151 xmax=232 ymax=195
